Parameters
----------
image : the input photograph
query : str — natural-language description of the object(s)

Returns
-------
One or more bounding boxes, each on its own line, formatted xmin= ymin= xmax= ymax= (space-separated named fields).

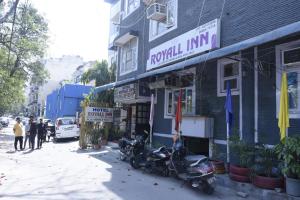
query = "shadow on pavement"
xmin=22 ymin=149 xmax=34 ymax=154
xmin=53 ymin=138 xmax=79 ymax=144
xmin=71 ymin=147 xmax=109 ymax=154
xmin=81 ymin=146 xmax=215 ymax=200
xmin=6 ymin=150 xmax=16 ymax=154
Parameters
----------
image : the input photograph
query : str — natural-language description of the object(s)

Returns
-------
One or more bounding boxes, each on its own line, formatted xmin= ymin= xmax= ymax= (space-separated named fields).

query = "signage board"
xmin=85 ymin=107 xmax=113 ymax=122
xmin=147 ymin=19 xmax=220 ymax=70
xmin=114 ymin=83 xmax=136 ymax=102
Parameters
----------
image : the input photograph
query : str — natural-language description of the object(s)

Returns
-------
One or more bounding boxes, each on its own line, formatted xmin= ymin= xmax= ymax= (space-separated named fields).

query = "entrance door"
xmin=135 ymin=103 xmax=150 ymax=135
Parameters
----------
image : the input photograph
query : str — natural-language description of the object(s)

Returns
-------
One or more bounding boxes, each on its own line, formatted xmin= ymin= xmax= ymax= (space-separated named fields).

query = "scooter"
xmin=167 ymin=140 xmax=216 ymax=194
xmin=129 ymin=131 xmax=171 ymax=176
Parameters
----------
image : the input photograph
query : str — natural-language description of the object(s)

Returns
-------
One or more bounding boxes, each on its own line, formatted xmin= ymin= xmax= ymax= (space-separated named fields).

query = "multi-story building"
xmin=101 ymin=0 xmax=300 ymax=157
xmin=27 ymin=84 xmax=41 ymax=117
xmin=27 ymin=56 xmax=85 ymax=118
xmin=71 ymin=61 xmax=97 ymax=85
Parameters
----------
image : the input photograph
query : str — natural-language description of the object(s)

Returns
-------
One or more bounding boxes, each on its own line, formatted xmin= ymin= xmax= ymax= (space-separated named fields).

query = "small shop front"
xmin=114 ymin=82 xmax=151 ymax=138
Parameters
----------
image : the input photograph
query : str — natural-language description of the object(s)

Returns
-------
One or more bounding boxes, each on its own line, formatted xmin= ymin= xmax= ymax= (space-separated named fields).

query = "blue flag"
xmin=225 ymin=81 xmax=233 ymax=128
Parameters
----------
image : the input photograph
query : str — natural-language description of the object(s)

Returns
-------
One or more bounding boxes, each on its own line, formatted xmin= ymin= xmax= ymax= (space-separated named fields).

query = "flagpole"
xmin=150 ymin=125 xmax=153 ymax=148
xmin=149 ymin=94 xmax=154 ymax=148
xmin=226 ymin=123 xmax=230 ymax=164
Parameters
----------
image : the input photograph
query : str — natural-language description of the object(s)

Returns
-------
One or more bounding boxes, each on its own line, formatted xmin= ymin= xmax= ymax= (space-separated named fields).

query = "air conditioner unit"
xmin=172 ymin=117 xmax=214 ymax=138
xmin=146 ymin=3 xmax=167 ymax=22
xmin=283 ymin=47 xmax=300 ymax=66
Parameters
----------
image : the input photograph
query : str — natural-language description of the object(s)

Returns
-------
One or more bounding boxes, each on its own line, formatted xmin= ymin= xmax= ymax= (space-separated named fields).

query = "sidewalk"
xmin=216 ymin=174 xmax=300 ymax=200
xmin=106 ymin=141 xmax=300 ymax=200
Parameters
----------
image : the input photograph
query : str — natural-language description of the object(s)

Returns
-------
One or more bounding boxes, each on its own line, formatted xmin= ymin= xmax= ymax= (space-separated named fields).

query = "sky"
xmin=30 ymin=0 xmax=110 ymax=62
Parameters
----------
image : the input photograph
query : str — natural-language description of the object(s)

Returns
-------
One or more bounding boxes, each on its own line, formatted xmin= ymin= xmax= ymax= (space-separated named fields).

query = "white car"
xmin=0 ymin=117 xmax=9 ymax=127
xmin=54 ymin=117 xmax=80 ymax=141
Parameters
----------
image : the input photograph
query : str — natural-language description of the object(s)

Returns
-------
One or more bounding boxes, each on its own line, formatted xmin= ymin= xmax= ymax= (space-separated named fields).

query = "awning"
xmin=114 ymin=30 xmax=138 ymax=46
xmin=115 ymin=20 xmax=300 ymax=86
xmin=93 ymin=82 xmax=116 ymax=94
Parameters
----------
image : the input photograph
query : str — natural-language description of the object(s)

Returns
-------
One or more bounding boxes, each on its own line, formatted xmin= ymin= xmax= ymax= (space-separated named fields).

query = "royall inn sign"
xmin=147 ymin=19 xmax=220 ymax=70
xmin=85 ymin=107 xmax=113 ymax=122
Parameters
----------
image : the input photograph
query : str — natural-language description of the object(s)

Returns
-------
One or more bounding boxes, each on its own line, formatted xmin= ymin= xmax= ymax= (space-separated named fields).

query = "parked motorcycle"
xmin=118 ymin=131 xmax=149 ymax=161
xmin=129 ymin=131 xmax=171 ymax=176
xmin=167 ymin=140 xmax=216 ymax=194
xmin=118 ymin=137 xmax=135 ymax=161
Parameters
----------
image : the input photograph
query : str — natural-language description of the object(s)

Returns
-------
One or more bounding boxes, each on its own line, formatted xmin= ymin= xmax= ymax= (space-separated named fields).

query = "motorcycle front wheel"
xmin=162 ymin=166 xmax=169 ymax=177
xmin=119 ymin=153 xmax=126 ymax=161
xmin=130 ymin=157 xmax=140 ymax=169
xmin=202 ymin=181 xmax=215 ymax=195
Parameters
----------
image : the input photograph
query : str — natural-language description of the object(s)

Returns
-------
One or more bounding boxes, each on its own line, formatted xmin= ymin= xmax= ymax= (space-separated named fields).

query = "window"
xmin=217 ymin=58 xmax=241 ymax=96
xmin=120 ymin=37 xmax=138 ymax=75
xmin=165 ymin=87 xmax=195 ymax=118
xmin=165 ymin=90 xmax=173 ymax=116
xmin=136 ymin=104 xmax=150 ymax=124
xmin=124 ymin=0 xmax=140 ymax=17
xmin=276 ymin=40 xmax=300 ymax=118
xmin=149 ymin=0 xmax=177 ymax=41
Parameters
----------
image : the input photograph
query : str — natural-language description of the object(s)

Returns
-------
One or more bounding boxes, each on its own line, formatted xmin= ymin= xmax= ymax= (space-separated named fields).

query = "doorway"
xmin=135 ymin=103 xmax=150 ymax=135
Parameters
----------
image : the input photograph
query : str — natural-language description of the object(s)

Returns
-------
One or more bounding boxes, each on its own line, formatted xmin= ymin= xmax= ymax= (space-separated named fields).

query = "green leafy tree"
xmin=81 ymin=60 xmax=116 ymax=106
xmin=0 ymin=2 xmax=48 ymax=115
xmin=81 ymin=60 xmax=115 ymax=86
xmin=0 ymin=67 xmax=25 ymax=115
xmin=0 ymin=2 xmax=48 ymax=78
xmin=0 ymin=0 xmax=20 ymax=24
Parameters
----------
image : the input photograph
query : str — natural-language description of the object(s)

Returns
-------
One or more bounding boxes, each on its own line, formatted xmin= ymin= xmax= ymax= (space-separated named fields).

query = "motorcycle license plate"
xmin=207 ymin=177 xmax=216 ymax=184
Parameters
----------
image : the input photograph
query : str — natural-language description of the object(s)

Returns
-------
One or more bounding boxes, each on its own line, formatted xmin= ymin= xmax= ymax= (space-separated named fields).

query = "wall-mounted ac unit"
xmin=146 ymin=3 xmax=167 ymax=22
xmin=172 ymin=116 xmax=214 ymax=138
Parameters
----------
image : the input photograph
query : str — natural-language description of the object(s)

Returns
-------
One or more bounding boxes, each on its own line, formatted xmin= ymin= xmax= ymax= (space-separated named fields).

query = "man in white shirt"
xmin=23 ymin=119 xmax=31 ymax=149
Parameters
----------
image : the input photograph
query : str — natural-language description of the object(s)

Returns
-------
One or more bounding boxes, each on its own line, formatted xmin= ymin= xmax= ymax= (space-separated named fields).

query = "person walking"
xmin=13 ymin=117 xmax=23 ymax=151
xmin=29 ymin=116 xmax=37 ymax=150
xmin=23 ymin=119 xmax=31 ymax=149
xmin=44 ymin=121 xmax=50 ymax=142
xmin=37 ymin=118 xmax=45 ymax=148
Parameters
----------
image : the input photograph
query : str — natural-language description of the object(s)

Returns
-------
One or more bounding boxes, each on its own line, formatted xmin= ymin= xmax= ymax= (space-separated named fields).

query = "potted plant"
xmin=229 ymin=134 xmax=254 ymax=182
xmin=90 ymin=129 xmax=101 ymax=149
xmin=101 ymin=127 xmax=108 ymax=145
xmin=210 ymin=143 xmax=226 ymax=174
xmin=252 ymin=144 xmax=283 ymax=189
xmin=275 ymin=136 xmax=300 ymax=196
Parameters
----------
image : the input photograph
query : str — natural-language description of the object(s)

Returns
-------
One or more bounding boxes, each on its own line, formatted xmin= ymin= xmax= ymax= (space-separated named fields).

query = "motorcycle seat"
xmin=152 ymin=146 xmax=165 ymax=154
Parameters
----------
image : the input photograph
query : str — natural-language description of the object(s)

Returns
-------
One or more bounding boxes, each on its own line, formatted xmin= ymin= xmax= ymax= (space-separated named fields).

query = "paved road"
xmin=0 ymin=126 xmax=254 ymax=200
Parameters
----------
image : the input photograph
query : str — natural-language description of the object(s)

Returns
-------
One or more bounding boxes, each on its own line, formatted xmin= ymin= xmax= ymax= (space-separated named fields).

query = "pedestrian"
xmin=13 ymin=117 xmax=23 ymax=151
xmin=44 ymin=121 xmax=50 ymax=142
xmin=37 ymin=118 xmax=45 ymax=148
xmin=23 ymin=119 xmax=31 ymax=149
xmin=29 ymin=116 xmax=37 ymax=150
